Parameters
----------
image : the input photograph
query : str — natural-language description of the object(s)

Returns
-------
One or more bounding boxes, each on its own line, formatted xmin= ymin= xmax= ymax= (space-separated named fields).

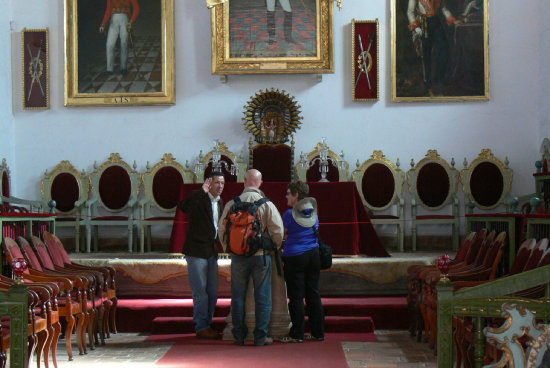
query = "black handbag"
xmin=313 ymin=227 xmax=332 ymax=270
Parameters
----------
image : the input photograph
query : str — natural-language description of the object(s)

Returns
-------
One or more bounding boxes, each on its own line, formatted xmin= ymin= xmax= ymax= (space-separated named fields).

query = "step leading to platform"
xmin=116 ymin=296 xmax=408 ymax=333
xmin=151 ymin=315 xmax=376 ymax=335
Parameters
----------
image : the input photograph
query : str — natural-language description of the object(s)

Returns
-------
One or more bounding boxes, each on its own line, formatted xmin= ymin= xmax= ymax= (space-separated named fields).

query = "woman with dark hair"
xmin=279 ymin=181 xmax=325 ymax=343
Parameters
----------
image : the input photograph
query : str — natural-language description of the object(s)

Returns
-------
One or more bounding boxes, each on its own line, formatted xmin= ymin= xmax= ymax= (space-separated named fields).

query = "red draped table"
xmin=169 ymin=181 xmax=390 ymax=257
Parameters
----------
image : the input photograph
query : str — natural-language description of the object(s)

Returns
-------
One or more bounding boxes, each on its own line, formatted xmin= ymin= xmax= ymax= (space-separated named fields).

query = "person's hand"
xmin=202 ymin=178 xmax=213 ymax=194
xmin=126 ymin=22 xmax=132 ymax=32
xmin=99 ymin=25 xmax=105 ymax=34
xmin=412 ymin=27 xmax=422 ymax=42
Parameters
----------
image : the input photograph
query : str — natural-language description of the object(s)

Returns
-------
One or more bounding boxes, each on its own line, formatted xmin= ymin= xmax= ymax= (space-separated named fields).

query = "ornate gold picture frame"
xmin=22 ymin=29 xmax=49 ymax=110
xmin=352 ymin=20 xmax=379 ymax=101
xmin=64 ymin=0 xmax=175 ymax=106
xmin=210 ymin=0 xmax=335 ymax=74
xmin=391 ymin=0 xmax=489 ymax=101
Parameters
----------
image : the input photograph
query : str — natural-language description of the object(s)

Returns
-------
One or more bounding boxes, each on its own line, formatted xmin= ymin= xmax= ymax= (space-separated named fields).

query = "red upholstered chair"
xmin=296 ymin=141 xmax=349 ymax=183
xmin=43 ymin=230 xmax=118 ymax=338
xmin=41 ymin=160 xmax=88 ymax=253
xmin=196 ymin=141 xmax=246 ymax=183
xmin=139 ymin=153 xmax=195 ymax=252
xmin=407 ymin=150 xmax=460 ymax=251
xmin=249 ymin=136 xmax=295 ymax=182
xmin=3 ymin=237 xmax=85 ymax=361
xmin=352 ymin=150 xmax=405 ymax=251
xmin=84 ymin=153 xmax=140 ymax=252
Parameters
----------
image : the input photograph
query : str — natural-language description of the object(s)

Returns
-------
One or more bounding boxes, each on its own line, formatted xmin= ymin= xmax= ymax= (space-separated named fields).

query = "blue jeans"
xmin=230 ymin=255 xmax=272 ymax=343
xmin=186 ymin=256 xmax=218 ymax=332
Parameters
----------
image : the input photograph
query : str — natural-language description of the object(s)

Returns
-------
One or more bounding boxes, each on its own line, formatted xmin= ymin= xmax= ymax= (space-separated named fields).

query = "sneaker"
xmin=278 ymin=335 xmax=303 ymax=343
xmin=254 ymin=337 xmax=273 ymax=346
xmin=304 ymin=334 xmax=324 ymax=341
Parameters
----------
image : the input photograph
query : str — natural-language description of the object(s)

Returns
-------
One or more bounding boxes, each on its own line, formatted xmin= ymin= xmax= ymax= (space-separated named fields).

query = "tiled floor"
xmin=40 ymin=330 xmax=437 ymax=368
xmin=343 ymin=330 xmax=437 ymax=368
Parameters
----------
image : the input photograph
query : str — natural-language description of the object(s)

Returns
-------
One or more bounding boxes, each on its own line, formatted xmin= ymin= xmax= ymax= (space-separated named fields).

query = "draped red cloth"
xmin=169 ymin=182 xmax=390 ymax=257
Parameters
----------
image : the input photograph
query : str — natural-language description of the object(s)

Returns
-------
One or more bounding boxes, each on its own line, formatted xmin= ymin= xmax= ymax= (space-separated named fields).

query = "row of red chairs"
xmin=0 ymin=232 xmax=117 ymax=368
xmin=407 ymin=230 xmax=550 ymax=367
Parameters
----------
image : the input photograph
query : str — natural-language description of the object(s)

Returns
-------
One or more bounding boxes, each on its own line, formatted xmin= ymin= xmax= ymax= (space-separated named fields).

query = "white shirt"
xmin=208 ymin=192 xmax=220 ymax=237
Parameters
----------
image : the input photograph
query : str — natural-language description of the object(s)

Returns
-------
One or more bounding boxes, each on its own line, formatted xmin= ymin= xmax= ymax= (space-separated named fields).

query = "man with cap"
xmin=279 ymin=181 xmax=325 ymax=343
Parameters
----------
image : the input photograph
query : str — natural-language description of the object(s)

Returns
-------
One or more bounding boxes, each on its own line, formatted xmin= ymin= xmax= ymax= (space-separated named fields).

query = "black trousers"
xmin=283 ymin=247 xmax=325 ymax=339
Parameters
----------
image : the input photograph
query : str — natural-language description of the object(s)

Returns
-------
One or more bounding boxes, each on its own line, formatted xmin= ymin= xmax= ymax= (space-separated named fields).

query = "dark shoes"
xmin=121 ymin=69 xmax=129 ymax=77
xmin=305 ymin=334 xmax=324 ymax=341
xmin=196 ymin=327 xmax=221 ymax=339
xmin=279 ymin=335 xmax=303 ymax=343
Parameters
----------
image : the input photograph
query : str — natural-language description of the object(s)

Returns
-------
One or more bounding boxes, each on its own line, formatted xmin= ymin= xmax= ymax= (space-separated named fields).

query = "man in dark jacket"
xmin=178 ymin=171 xmax=225 ymax=339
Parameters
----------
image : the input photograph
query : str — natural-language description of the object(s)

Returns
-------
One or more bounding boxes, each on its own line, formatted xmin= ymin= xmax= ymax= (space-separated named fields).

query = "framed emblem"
xmin=352 ymin=20 xmax=379 ymax=101
xmin=22 ymin=29 xmax=49 ymax=110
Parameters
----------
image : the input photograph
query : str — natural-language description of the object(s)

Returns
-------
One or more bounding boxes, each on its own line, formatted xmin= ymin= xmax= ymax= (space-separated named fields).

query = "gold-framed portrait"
xmin=391 ymin=0 xmax=489 ymax=101
xmin=22 ymin=28 xmax=50 ymax=110
xmin=210 ymin=0 xmax=335 ymax=74
xmin=64 ymin=0 xmax=175 ymax=106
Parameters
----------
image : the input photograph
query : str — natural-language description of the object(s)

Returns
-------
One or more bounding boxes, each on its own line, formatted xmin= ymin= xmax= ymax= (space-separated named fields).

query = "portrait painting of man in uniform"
xmin=391 ymin=0 xmax=489 ymax=101
xmin=64 ymin=0 xmax=175 ymax=106
xmin=210 ymin=0 xmax=335 ymax=74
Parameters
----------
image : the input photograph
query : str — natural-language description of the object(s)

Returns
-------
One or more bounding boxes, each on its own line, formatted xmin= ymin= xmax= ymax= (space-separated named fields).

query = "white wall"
xmin=0 ymin=1 xmax=14 ymax=172
xmin=3 ymin=0 xmax=544 ymax=209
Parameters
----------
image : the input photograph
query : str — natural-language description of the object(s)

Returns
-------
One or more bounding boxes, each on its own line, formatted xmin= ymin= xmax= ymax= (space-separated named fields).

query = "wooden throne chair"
xmin=41 ymin=160 xmax=88 ymax=252
xmin=352 ymin=150 xmax=405 ymax=251
xmin=139 ymin=153 xmax=195 ymax=252
xmin=84 ymin=153 xmax=140 ymax=253
xmin=407 ymin=149 xmax=460 ymax=251
xmin=460 ymin=148 xmax=517 ymax=270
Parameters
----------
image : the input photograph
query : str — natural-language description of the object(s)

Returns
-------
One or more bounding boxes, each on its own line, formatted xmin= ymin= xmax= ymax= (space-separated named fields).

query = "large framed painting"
xmin=391 ymin=0 xmax=489 ymax=101
xmin=64 ymin=0 xmax=175 ymax=106
xmin=352 ymin=20 xmax=379 ymax=101
xmin=210 ymin=0 xmax=335 ymax=74
xmin=22 ymin=28 xmax=49 ymax=110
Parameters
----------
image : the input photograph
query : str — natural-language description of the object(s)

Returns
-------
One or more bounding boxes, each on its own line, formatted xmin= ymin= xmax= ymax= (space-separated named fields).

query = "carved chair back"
xmin=460 ymin=149 xmax=513 ymax=212
xmin=352 ymin=150 xmax=405 ymax=251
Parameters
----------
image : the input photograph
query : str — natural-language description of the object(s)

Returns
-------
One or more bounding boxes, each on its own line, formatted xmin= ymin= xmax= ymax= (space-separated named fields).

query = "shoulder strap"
xmin=232 ymin=196 xmax=242 ymax=205
xmin=254 ymin=197 xmax=271 ymax=207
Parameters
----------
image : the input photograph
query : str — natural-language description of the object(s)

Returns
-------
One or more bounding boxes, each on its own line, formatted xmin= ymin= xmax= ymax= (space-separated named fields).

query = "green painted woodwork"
xmin=0 ymin=283 xmax=29 ymax=368
xmin=437 ymin=264 xmax=550 ymax=368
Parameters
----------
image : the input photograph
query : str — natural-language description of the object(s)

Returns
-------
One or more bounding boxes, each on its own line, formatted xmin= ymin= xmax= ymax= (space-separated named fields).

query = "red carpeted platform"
xmin=150 ymin=332 xmax=378 ymax=368
xmin=116 ymin=296 xmax=409 ymax=334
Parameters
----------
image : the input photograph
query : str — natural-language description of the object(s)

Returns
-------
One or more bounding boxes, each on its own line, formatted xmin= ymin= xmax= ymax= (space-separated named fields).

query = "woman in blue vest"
xmin=279 ymin=181 xmax=325 ymax=343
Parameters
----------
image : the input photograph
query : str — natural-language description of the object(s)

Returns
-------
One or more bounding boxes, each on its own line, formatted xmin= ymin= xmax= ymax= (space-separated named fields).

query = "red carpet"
xmin=150 ymin=332 xmax=377 ymax=368
xmin=117 ymin=296 xmax=408 ymax=333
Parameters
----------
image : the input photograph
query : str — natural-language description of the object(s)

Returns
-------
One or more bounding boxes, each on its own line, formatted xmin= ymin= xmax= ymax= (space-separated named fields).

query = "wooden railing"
xmin=437 ymin=264 xmax=550 ymax=368
xmin=0 ymin=283 xmax=28 ymax=368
